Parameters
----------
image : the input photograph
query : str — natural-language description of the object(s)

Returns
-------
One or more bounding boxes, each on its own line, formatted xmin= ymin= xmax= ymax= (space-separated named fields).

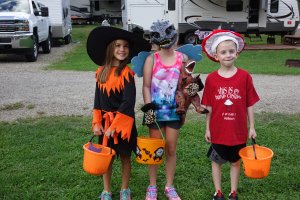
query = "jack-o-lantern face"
xmin=136 ymin=146 xmax=142 ymax=159
xmin=153 ymin=147 xmax=164 ymax=161
xmin=136 ymin=137 xmax=165 ymax=165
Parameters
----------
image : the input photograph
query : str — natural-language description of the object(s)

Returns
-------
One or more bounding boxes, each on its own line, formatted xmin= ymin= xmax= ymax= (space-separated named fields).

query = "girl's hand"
xmin=249 ymin=128 xmax=257 ymax=139
xmin=93 ymin=124 xmax=104 ymax=136
xmin=205 ymin=130 xmax=211 ymax=143
xmin=105 ymin=128 xmax=116 ymax=138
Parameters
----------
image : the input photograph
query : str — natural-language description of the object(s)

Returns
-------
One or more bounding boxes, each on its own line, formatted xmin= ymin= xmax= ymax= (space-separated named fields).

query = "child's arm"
xmin=93 ymin=83 xmax=104 ymax=136
xmin=205 ymin=106 xmax=212 ymax=142
xmin=143 ymin=55 xmax=154 ymax=104
xmin=247 ymin=105 xmax=257 ymax=139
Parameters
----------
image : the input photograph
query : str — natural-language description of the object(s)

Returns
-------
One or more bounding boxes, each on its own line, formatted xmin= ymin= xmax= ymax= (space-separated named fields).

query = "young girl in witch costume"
xmin=201 ymin=30 xmax=260 ymax=200
xmin=87 ymin=26 xmax=151 ymax=200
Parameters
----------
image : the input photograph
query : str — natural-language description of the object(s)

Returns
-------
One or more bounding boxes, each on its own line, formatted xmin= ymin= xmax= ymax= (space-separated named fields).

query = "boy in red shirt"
xmin=201 ymin=30 xmax=260 ymax=200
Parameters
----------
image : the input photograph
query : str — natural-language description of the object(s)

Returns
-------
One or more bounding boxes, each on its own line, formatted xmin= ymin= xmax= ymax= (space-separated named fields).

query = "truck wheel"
xmin=26 ymin=35 xmax=38 ymax=62
xmin=64 ymin=34 xmax=71 ymax=44
xmin=184 ymin=32 xmax=197 ymax=44
xmin=42 ymin=34 xmax=51 ymax=54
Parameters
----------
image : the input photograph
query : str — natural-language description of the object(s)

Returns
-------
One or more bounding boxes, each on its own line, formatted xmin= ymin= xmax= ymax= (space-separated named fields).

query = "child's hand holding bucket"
xmin=105 ymin=128 xmax=116 ymax=138
xmin=93 ymin=123 xmax=104 ymax=135
xmin=141 ymin=103 xmax=157 ymax=125
xmin=248 ymin=128 xmax=257 ymax=140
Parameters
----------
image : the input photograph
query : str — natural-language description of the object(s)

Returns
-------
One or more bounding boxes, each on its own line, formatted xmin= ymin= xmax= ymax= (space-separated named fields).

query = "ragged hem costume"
xmin=92 ymin=66 xmax=137 ymax=156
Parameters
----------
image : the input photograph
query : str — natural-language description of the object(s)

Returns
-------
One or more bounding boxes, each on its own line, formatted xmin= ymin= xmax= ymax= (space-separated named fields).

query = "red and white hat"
xmin=202 ymin=29 xmax=245 ymax=62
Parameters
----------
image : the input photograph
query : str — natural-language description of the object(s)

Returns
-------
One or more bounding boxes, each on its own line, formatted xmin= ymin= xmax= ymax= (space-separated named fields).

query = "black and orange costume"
xmin=92 ymin=66 xmax=137 ymax=156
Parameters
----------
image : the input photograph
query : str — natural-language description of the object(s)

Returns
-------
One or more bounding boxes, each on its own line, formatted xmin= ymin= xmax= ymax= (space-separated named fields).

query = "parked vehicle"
xmin=70 ymin=0 xmax=121 ymax=25
xmin=70 ymin=0 xmax=92 ymax=25
xmin=0 ymin=0 xmax=52 ymax=61
xmin=122 ymin=0 xmax=300 ymax=44
xmin=38 ymin=0 xmax=72 ymax=44
xmin=91 ymin=0 xmax=121 ymax=24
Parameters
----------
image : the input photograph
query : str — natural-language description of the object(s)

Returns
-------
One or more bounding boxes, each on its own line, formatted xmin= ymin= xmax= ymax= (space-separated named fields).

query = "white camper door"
xmin=126 ymin=0 xmax=165 ymax=31
xmin=248 ymin=0 xmax=267 ymax=28
xmin=248 ymin=0 xmax=260 ymax=27
xmin=164 ymin=0 xmax=178 ymax=29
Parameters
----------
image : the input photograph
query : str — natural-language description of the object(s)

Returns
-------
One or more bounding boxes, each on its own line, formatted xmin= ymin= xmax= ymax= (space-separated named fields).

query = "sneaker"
xmin=229 ymin=191 xmax=238 ymax=200
xmin=99 ymin=191 xmax=112 ymax=200
xmin=164 ymin=186 xmax=181 ymax=200
xmin=145 ymin=186 xmax=157 ymax=200
xmin=213 ymin=190 xmax=225 ymax=200
xmin=120 ymin=188 xmax=131 ymax=200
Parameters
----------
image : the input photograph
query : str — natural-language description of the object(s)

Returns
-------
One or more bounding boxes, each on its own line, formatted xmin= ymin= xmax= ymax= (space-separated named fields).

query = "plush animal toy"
xmin=175 ymin=60 xmax=208 ymax=123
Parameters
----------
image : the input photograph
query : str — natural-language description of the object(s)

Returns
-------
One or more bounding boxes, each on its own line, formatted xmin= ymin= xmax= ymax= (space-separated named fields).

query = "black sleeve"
xmin=118 ymin=74 xmax=136 ymax=118
xmin=94 ymin=82 xmax=101 ymax=110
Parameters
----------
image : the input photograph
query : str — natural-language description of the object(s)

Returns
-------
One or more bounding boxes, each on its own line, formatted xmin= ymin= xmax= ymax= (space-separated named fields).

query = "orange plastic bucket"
xmin=239 ymin=144 xmax=273 ymax=179
xmin=83 ymin=137 xmax=116 ymax=176
xmin=136 ymin=136 xmax=165 ymax=165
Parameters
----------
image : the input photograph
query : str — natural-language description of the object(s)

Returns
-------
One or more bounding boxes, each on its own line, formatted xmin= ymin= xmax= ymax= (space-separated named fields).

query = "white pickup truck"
xmin=0 ymin=0 xmax=52 ymax=62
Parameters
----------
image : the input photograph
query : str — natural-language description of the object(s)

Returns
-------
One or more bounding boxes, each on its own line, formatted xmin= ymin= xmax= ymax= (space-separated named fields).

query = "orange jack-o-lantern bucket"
xmin=239 ymin=139 xmax=273 ymax=179
xmin=83 ymin=135 xmax=115 ymax=175
xmin=136 ymin=136 xmax=165 ymax=165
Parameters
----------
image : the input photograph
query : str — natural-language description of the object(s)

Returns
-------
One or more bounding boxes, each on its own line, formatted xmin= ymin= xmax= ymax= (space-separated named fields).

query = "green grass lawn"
xmin=197 ymin=50 xmax=300 ymax=75
xmin=1 ymin=113 xmax=299 ymax=199
xmin=48 ymin=25 xmax=300 ymax=75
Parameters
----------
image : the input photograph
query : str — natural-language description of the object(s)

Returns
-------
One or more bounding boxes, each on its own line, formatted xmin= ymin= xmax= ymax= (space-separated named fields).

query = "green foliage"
xmin=0 ymin=113 xmax=299 ymax=199
xmin=48 ymin=25 xmax=98 ymax=71
xmin=49 ymin=25 xmax=300 ymax=75
xmin=196 ymin=50 xmax=300 ymax=75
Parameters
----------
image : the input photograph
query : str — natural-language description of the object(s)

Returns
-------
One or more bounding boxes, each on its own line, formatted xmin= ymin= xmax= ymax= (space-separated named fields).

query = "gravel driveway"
xmin=0 ymin=44 xmax=300 ymax=122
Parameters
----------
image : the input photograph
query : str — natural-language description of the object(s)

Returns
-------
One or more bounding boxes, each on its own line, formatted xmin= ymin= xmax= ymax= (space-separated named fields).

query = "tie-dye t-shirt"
xmin=151 ymin=51 xmax=182 ymax=121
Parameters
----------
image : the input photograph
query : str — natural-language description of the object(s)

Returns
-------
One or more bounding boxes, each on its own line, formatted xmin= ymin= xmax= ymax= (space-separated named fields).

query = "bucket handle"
xmin=89 ymin=135 xmax=114 ymax=155
xmin=251 ymin=138 xmax=257 ymax=160
xmin=141 ymin=120 xmax=165 ymax=141
xmin=154 ymin=121 xmax=165 ymax=141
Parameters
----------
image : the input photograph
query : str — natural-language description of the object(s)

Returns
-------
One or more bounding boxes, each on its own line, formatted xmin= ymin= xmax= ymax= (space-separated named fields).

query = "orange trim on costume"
xmin=95 ymin=66 xmax=134 ymax=97
xmin=92 ymin=109 xmax=102 ymax=130
xmin=109 ymin=112 xmax=133 ymax=142
xmin=92 ymin=110 xmax=133 ymax=146
xmin=101 ymin=111 xmax=133 ymax=146
xmin=102 ymin=112 xmax=116 ymax=146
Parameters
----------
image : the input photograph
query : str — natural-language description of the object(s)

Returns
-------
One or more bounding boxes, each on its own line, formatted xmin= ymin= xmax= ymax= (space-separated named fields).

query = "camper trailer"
xmin=92 ymin=0 xmax=122 ymax=24
xmin=70 ymin=0 xmax=92 ymax=24
xmin=39 ymin=0 xmax=72 ymax=44
xmin=122 ymin=0 xmax=300 ymax=44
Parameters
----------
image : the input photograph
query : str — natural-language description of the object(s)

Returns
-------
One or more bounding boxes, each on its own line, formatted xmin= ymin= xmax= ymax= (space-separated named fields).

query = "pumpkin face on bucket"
xmin=136 ymin=137 xmax=165 ymax=165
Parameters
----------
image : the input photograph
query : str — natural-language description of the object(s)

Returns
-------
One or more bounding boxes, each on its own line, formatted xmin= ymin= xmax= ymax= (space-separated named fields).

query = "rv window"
xmin=168 ymin=0 xmax=175 ymax=11
xmin=94 ymin=1 xmax=99 ymax=11
xmin=226 ymin=0 xmax=243 ymax=12
xmin=270 ymin=0 xmax=279 ymax=13
xmin=80 ymin=8 xmax=88 ymax=12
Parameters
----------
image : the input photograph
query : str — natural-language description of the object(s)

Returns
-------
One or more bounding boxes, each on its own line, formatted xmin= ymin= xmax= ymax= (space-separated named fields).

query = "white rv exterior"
xmin=122 ymin=0 xmax=299 ymax=43
xmin=39 ymin=0 xmax=72 ymax=44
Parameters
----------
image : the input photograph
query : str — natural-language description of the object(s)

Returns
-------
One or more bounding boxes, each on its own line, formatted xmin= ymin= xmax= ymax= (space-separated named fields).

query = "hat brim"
xmin=87 ymin=26 xmax=152 ymax=65
xmin=202 ymin=29 xmax=245 ymax=62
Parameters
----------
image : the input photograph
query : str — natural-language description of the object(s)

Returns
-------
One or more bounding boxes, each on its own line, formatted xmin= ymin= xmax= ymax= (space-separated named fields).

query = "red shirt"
xmin=201 ymin=68 xmax=260 ymax=145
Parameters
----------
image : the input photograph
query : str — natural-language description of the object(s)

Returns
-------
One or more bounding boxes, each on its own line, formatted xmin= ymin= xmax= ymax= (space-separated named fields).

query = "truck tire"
xmin=64 ymin=34 xmax=71 ymax=45
xmin=42 ymin=34 xmax=51 ymax=54
xmin=184 ymin=32 xmax=197 ymax=44
xmin=25 ymin=35 xmax=38 ymax=62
